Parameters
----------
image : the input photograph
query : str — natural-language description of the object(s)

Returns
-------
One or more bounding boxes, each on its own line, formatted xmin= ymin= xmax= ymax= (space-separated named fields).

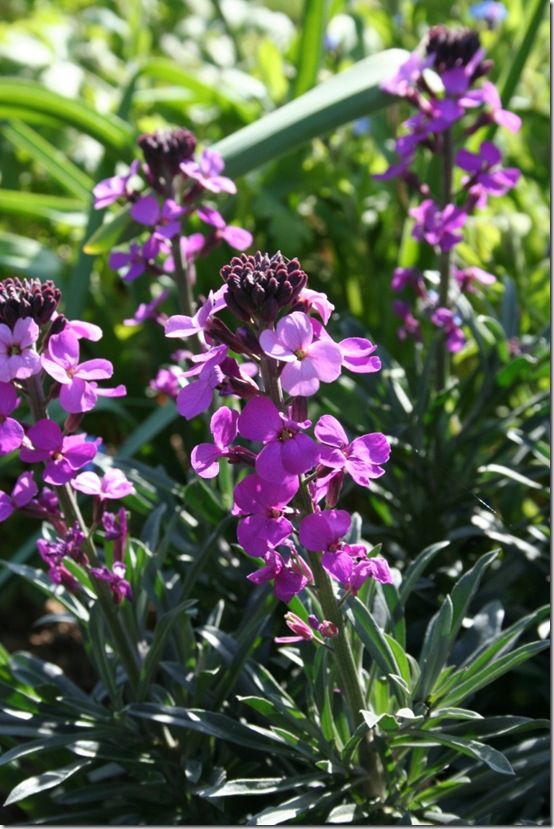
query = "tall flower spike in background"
xmin=378 ymin=25 xmax=520 ymax=387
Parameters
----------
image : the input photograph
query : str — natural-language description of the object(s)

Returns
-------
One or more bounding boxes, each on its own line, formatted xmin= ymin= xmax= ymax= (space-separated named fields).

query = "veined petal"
xmin=238 ymin=396 xmax=281 ymax=442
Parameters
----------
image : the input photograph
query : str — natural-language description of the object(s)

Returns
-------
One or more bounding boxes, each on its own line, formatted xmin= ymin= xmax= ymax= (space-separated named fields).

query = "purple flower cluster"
xmin=0 ymin=276 xmax=133 ymax=602
xmin=165 ymin=251 xmax=393 ymax=628
xmin=94 ymin=128 xmax=252 ymax=321
xmin=379 ymin=26 xmax=520 ymax=351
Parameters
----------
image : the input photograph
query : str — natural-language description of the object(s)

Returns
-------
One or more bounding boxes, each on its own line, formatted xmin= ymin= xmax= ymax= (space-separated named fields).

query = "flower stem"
xmin=258 ymin=358 xmax=384 ymax=798
xmin=170 ymin=236 xmax=196 ymax=320
xmin=436 ymin=129 xmax=454 ymax=392
xmin=24 ymin=374 xmax=141 ymax=695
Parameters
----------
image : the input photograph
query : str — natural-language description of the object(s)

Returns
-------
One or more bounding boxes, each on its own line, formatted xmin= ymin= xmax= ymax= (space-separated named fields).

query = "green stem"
xmin=170 ymin=236 xmax=196 ymax=321
xmin=258 ymin=358 xmax=384 ymax=798
xmin=436 ymin=129 xmax=453 ymax=392
xmin=24 ymin=374 xmax=141 ymax=694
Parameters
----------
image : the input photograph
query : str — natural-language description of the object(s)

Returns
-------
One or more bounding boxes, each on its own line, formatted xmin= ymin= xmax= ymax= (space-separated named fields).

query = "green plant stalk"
xmin=170 ymin=236 xmax=196 ymax=320
xmin=436 ymin=129 xmax=453 ymax=392
xmin=24 ymin=373 xmax=141 ymax=693
xmin=259 ymin=355 xmax=385 ymax=798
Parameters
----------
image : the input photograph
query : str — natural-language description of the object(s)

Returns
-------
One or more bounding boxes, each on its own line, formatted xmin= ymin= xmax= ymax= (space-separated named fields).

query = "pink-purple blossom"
xmin=410 ymin=199 xmax=467 ymax=252
xmin=130 ymin=196 xmax=185 ymax=240
xmin=232 ymin=473 xmax=298 ymax=556
xmin=92 ymin=160 xmax=140 ymax=210
xmin=238 ymin=396 xmax=320 ymax=482
xmin=0 ymin=382 xmax=24 ymax=455
xmin=197 ymin=206 xmax=253 ymax=252
xmin=20 ymin=420 xmax=99 ymax=486
xmin=260 ymin=312 xmax=342 ymax=397
xmin=431 ymin=307 xmax=466 ymax=352
xmin=109 ymin=237 xmax=163 ymax=283
xmin=0 ymin=318 xmax=41 ymax=382
xmin=315 ymin=415 xmax=391 ymax=488
xmin=191 ymin=406 xmax=239 ymax=478
xmin=180 ymin=149 xmax=236 ymax=194
xmin=248 ymin=550 xmax=311 ymax=604
xmin=71 ymin=468 xmax=135 ymax=501
xmin=274 ymin=611 xmax=314 ymax=643
xmin=0 ymin=471 xmax=38 ymax=522
xmin=164 ymin=286 xmax=227 ymax=342
xmin=90 ymin=562 xmax=132 ymax=604
xmin=41 ymin=330 xmax=122 ymax=414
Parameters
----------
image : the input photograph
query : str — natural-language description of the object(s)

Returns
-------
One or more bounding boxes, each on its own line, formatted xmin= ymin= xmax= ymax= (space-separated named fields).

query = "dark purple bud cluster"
xmin=137 ymin=128 xmax=197 ymax=187
xmin=425 ymin=25 xmax=488 ymax=77
xmin=0 ymin=277 xmax=62 ymax=328
xmin=220 ymin=251 xmax=308 ymax=324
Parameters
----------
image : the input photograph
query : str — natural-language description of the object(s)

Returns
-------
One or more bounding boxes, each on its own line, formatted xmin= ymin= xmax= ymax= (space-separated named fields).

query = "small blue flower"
xmin=470 ymin=1 xmax=507 ymax=28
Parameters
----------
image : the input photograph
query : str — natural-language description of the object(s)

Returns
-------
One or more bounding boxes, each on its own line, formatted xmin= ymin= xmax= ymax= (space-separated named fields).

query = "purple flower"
xmin=164 ymin=286 xmax=227 ymax=341
xmin=248 ymin=549 xmax=311 ymax=604
xmin=410 ymin=199 xmax=467 ymax=252
xmin=381 ymin=53 xmax=432 ymax=98
xmin=175 ymin=346 xmax=228 ymax=420
xmin=347 ymin=555 xmax=393 ymax=593
xmin=90 ymin=562 xmax=132 ymax=604
xmin=393 ymin=300 xmax=422 ymax=342
xmin=315 ymin=415 xmax=391 ymax=488
xmin=0 ymin=382 xmax=24 ymax=455
xmin=298 ymin=509 xmax=355 ymax=584
xmin=37 ymin=524 xmax=86 ymax=568
xmin=149 ymin=366 xmax=185 ymax=399
xmin=454 ymin=266 xmax=496 ymax=293
xmin=260 ymin=312 xmax=342 ymax=397
xmin=431 ymin=307 xmax=466 ymax=352
xmin=124 ymin=290 xmax=169 ymax=327
xmin=109 ymin=237 xmax=164 ymax=283
xmin=238 ymin=396 xmax=320 ymax=483
xmin=0 ymin=471 xmax=37 ymax=522
xmin=71 ymin=468 xmax=135 ymax=501
xmin=41 ymin=330 xmax=118 ymax=413
xmin=274 ymin=611 xmax=314 ymax=643
xmin=338 ymin=337 xmax=381 ymax=374
xmin=461 ymin=81 xmax=521 ymax=133
xmin=457 ymin=141 xmax=520 ymax=207
xmin=93 ymin=160 xmax=140 ymax=210
xmin=65 ymin=319 xmax=103 ymax=342
xmin=180 ymin=149 xmax=236 ymax=194
xmin=20 ymin=420 xmax=99 ymax=486
xmin=101 ymin=507 xmax=128 ymax=562
xmin=163 ymin=234 xmax=206 ymax=271
xmin=191 ymin=406 xmax=239 ymax=478
xmin=295 ymin=288 xmax=335 ymax=324
xmin=392 ymin=268 xmax=426 ymax=296
xmin=130 ymin=196 xmax=185 ymax=240
xmin=0 ymin=318 xmax=41 ymax=382
xmin=196 ymin=206 xmax=253 ymax=251
xmin=232 ymin=473 xmax=298 ymax=556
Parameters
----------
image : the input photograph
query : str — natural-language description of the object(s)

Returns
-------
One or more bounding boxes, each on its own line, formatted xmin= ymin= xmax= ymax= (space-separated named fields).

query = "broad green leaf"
xmin=195 ymin=773 xmax=323 ymax=798
xmin=212 ymin=48 xmax=408 ymax=177
xmin=246 ymin=789 xmax=337 ymax=826
xmin=392 ymin=730 xmax=514 ymax=776
xmin=82 ymin=202 xmax=134 ymax=257
xmin=433 ymin=640 xmax=549 ymax=708
xmin=4 ymin=121 xmax=93 ymax=200
xmin=4 ymin=759 xmax=91 ymax=805
xmin=128 ymin=703 xmax=296 ymax=755
xmin=0 ymin=79 xmax=133 ymax=151
xmin=0 ymin=190 xmax=85 ymax=225
xmin=449 ymin=551 xmax=498 ymax=646
xmin=414 ymin=596 xmax=453 ymax=702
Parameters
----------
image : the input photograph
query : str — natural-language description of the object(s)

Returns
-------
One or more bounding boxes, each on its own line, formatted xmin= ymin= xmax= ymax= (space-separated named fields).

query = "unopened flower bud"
xmin=425 ymin=26 xmax=486 ymax=79
xmin=137 ymin=128 xmax=197 ymax=188
xmin=0 ymin=277 xmax=62 ymax=328
xmin=220 ymin=251 xmax=308 ymax=324
xmin=283 ymin=611 xmax=313 ymax=640
xmin=319 ymin=620 xmax=339 ymax=638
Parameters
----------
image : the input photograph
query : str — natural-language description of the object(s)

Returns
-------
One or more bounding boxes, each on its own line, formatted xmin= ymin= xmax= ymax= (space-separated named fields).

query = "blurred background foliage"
xmin=0 ymin=0 xmax=549 ymax=808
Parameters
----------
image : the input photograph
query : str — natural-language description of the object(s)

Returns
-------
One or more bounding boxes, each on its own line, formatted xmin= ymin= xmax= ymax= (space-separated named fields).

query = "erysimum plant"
xmin=0 ymin=18 xmax=548 ymax=828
